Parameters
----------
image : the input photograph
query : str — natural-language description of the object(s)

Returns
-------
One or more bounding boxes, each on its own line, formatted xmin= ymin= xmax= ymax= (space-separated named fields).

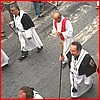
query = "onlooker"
xmin=52 ymin=12 xmax=73 ymax=67
xmin=1 ymin=49 xmax=9 ymax=71
xmin=19 ymin=86 xmax=44 ymax=99
xmin=10 ymin=3 xmax=43 ymax=61
xmin=32 ymin=1 xmax=44 ymax=18
xmin=59 ymin=41 xmax=97 ymax=98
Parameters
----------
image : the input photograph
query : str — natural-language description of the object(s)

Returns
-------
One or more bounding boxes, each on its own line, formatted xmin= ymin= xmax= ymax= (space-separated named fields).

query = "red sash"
xmin=54 ymin=18 xmax=68 ymax=41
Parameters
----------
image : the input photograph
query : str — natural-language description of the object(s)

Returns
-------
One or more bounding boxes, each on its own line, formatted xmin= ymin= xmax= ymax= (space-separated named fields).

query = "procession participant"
xmin=19 ymin=86 xmax=44 ymax=99
xmin=1 ymin=49 xmax=9 ymax=71
xmin=52 ymin=12 xmax=73 ymax=67
xmin=9 ymin=4 xmax=43 ymax=60
xmin=59 ymin=41 xmax=97 ymax=98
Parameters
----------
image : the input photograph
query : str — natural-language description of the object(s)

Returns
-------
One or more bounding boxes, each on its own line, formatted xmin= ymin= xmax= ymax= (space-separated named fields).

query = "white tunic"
xmin=13 ymin=10 xmax=43 ymax=51
xmin=70 ymin=49 xmax=93 ymax=98
xmin=1 ymin=49 xmax=9 ymax=67
xmin=52 ymin=16 xmax=73 ymax=63
xmin=33 ymin=90 xmax=44 ymax=99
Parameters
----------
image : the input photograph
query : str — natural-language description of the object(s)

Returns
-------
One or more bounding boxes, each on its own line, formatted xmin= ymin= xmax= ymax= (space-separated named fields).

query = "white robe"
xmin=13 ymin=10 xmax=43 ymax=51
xmin=1 ymin=49 xmax=9 ymax=67
xmin=52 ymin=16 xmax=73 ymax=63
xmin=33 ymin=90 xmax=44 ymax=99
xmin=70 ymin=49 xmax=93 ymax=98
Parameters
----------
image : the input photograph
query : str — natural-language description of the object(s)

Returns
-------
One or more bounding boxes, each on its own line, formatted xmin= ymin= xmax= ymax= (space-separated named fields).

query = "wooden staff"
xmin=58 ymin=40 xmax=63 ymax=99
xmin=4 ymin=17 xmax=18 ymax=36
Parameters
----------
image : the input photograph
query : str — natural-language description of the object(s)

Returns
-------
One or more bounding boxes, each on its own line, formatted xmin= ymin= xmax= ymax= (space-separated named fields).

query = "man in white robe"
xmin=52 ymin=12 xmax=73 ymax=67
xmin=59 ymin=41 xmax=97 ymax=98
xmin=9 ymin=4 xmax=43 ymax=60
xmin=1 ymin=49 xmax=9 ymax=71
xmin=19 ymin=86 xmax=44 ymax=99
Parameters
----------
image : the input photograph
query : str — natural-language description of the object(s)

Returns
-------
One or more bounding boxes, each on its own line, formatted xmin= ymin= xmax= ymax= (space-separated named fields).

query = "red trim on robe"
xmin=54 ymin=18 xmax=68 ymax=41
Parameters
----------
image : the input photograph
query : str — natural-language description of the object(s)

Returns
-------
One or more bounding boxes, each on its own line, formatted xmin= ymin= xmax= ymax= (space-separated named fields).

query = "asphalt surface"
xmin=1 ymin=1 xmax=99 ymax=99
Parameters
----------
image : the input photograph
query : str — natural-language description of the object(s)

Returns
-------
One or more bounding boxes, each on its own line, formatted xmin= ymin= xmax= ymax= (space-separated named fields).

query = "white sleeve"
xmin=33 ymin=91 xmax=44 ymax=99
xmin=9 ymin=21 xmax=14 ymax=28
xmin=52 ymin=19 xmax=56 ymax=34
xmin=62 ymin=20 xmax=73 ymax=39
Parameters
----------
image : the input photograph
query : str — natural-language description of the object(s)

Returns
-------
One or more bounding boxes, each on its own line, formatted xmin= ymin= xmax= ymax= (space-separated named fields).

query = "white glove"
xmin=9 ymin=21 xmax=14 ymax=28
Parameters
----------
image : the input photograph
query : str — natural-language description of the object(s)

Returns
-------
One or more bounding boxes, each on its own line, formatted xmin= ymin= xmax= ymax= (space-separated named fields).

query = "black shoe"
xmin=22 ymin=51 xmax=28 ymax=56
xmin=18 ymin=55 xmax=27 ymax=61
xmin=1 ymin=31 xmax=5 ymax=33
xmin=36 ymin=46 xmax=43 ymax=53
xmin=2 ymin=64 xmax=9 ymax=71
xmin=72 ymin=87 xmax=78 ymax=93
xmin=38 ymin=15 xmax=44 ymax=18
xmin=1 ymin=34 xmax=6 ymax=37
xmin=41 ymin=46 xmax=43 ymax=49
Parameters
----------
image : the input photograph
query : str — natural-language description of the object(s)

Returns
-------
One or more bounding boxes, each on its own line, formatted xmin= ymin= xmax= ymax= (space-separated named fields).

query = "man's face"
xmin=10 ymin=7 xmax=18 ymax=15
xmin=70 ymin=45 xmax=79 ymax=57
xmin=54 ymin=17 xmax=61 ymax=23
xmin=19 ymin=90 xmax=26 ymax=98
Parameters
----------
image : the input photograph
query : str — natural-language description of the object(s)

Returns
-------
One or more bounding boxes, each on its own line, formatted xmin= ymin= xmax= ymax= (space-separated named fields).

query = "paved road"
xmin=1 ymin=1 xmax=98 ymax=99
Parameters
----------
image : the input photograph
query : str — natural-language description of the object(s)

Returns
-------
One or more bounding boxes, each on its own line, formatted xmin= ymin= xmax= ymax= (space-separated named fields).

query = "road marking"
xmin=73 ymin=16 xmax=98 ymax=45
xmin=70 ymin=4 xmax=92 ymax=23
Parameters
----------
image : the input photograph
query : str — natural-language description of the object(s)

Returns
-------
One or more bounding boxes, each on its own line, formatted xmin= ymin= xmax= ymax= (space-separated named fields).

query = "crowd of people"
xmin=1 ymin=1 xmax=99 ymax=99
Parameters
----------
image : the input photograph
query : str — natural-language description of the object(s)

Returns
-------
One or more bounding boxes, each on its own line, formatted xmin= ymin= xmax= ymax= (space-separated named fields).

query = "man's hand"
xmin=59 ymin=54 xmax=65 ymax=61
xmin=9 ymin=21 xmax=14 ymax=28
xmin=56 ymin=31 xmax=62 ymax=36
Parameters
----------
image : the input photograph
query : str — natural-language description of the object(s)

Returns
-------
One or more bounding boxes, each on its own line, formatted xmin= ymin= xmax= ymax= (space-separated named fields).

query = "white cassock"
xmin=1 ymin=49 xmax=9 ymax=67
xmin=52 ymin=16 xmax=73 ymax=64
xmin=33 ymin=90 xmax=44 ymax=99
xmin=65 ymin=49 xmax=97 ymax=98
xmin=12 ymin=10 xmax=43 ymax=51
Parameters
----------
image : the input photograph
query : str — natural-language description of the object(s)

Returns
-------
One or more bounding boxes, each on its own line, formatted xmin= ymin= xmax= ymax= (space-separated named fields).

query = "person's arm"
xmin=52 ymin=19 xmax=57 ymax=34
xmin=62 ymin=20 xmax=73 ymax=39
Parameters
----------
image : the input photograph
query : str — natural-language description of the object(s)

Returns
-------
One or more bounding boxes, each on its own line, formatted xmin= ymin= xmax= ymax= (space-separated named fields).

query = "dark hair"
xmin=10 ymin=3 xmax=20 ymax=10
xmin=71 ymin=41 xmax=82 ymax=51
xmin=20 ymin=86 xmax=34 ymax=98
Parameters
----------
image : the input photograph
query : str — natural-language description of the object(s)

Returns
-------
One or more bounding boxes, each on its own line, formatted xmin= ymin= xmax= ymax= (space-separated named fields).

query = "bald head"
xmin=53 ymin=12 xmax=61 ymax=22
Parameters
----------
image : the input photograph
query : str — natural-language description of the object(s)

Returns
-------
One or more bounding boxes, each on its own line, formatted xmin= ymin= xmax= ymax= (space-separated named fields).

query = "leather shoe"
xmin=2 ymin=64 xmax=9 ymax=71
xmin=38 ymin=15 xmax=44 ymax=18
xmin=1 ymin=31 xmax=5 ymax=33
xmin=18 ymin=55 xmax=27 ymax=61
xmin=36 ymin=46 xmax=43 ymax=53
xmin=1 ymin=34 xmax=6 ymax=37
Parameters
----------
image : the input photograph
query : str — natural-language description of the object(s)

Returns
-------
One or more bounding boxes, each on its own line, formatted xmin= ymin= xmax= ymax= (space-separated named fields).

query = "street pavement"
xmin=1 ymin=1 xmax=99 ymax=99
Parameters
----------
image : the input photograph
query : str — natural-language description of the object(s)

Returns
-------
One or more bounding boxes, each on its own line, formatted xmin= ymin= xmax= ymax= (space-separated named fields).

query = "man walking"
xmin=10 ymin=4 xmax=43 ymax=60
xmin=52 ymin=12 xmax=73 ymax=67
xmin=59 ymin=41 xmax=97 ymax=98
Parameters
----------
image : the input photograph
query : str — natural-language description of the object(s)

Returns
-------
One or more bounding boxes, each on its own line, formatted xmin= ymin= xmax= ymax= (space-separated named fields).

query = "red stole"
xmin=54 ymin=18 xmax=68 ymax=41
